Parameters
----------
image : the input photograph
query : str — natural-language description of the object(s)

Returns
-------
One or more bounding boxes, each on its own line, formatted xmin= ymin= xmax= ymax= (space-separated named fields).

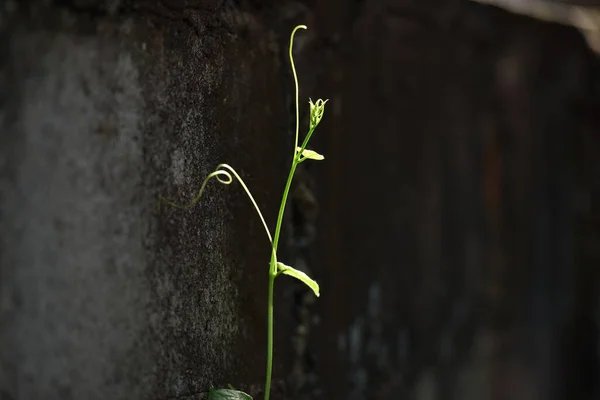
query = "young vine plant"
xmin=160 ymin=25 xmax=327 ymax=400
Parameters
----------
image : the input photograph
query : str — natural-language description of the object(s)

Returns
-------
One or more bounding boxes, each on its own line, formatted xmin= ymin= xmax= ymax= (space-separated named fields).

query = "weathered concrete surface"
xmin=0 ymin=1 xmax=293 ymax=399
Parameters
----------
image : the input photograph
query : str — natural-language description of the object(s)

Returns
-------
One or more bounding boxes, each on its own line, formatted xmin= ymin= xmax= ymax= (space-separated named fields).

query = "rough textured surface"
xmin=0 ymin=1 xmax=292 ymax=399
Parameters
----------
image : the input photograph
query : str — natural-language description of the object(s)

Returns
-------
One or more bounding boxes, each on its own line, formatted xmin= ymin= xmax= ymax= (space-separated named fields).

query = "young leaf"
xmin=308 ymin=98 xmax=328 ymax=129
xmin=208 ymin=388 xmax=253 ymax=400
xmin=296 ymin=147 xmax=324 ymax=161
xmin=276 ymin=262 xmax=320 ymax=297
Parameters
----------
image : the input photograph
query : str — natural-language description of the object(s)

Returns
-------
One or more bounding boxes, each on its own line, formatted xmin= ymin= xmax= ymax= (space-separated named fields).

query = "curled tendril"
xmin=160 ymin=163 xmax=273 ymax=245
xmin=289 ymin=24 xmax=307 ymax=158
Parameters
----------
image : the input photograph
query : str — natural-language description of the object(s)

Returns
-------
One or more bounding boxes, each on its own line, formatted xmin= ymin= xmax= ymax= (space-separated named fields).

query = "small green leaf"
xmin=277 ymin=262 xmax=320 ymax=297
xmin=296 ymin=147 xmax=325 ymax=161
xmin=208 ymin=388 xmax=253 ymax=400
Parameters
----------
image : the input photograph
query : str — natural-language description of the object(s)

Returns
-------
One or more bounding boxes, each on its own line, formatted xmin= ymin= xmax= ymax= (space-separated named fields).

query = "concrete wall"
xmin=0 ymin=1 xmax=296 ymax=399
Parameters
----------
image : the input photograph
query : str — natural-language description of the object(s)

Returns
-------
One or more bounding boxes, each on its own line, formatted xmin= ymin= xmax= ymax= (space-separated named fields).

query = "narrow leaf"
xmin=297 ymin=147 xmax=325 ymax=161
xmin=208 ymin=388 xmax=253 ymax=400
xmin=277 ymin=262 xmax=320 ymax=297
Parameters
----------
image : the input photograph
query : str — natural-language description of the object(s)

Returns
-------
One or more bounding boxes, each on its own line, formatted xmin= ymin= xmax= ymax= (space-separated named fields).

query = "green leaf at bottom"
xmin=208 ymin=388 xmax=253 ymax=400
xmin=277 ymin=262 xmax=320 ymax=297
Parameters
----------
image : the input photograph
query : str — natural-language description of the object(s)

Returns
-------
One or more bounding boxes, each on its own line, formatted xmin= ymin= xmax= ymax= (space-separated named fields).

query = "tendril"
xmin=160 ymin=163 xmax=273 ymax=244
xmin=289 ymin=25 xmax=307 ymax=159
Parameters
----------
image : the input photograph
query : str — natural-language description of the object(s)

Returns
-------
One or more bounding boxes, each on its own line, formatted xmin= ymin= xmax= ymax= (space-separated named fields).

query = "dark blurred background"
xmin=285 ymin=1 xmax=600 ymax=399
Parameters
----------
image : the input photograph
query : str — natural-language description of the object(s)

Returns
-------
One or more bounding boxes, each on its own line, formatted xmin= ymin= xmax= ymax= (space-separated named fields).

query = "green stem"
xmin=298 ymin=127 xmax=316 ymax=152
xmin=272 ymin=159 xmax=299 ymax=271
xmin=264 ymin=156 xmax=299 ymax=400
xmin=264 ymin=24 xmax=306 ymax=400
xmin=264 ymin=270 xmax=275 ymax=400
